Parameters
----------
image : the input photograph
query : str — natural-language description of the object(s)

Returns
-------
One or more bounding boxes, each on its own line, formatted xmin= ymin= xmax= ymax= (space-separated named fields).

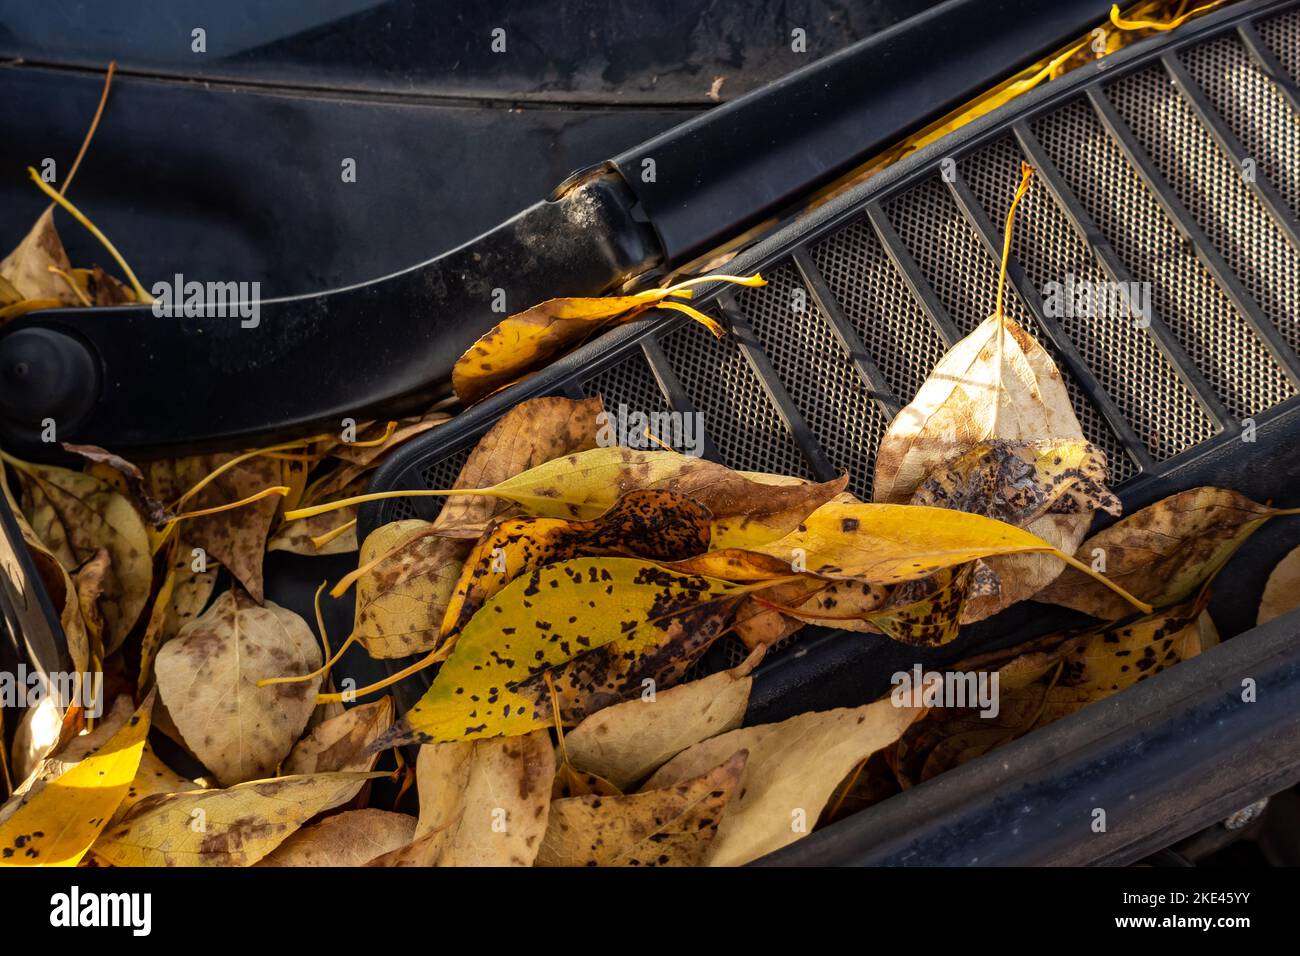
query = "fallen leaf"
xmin=874 ymin=321 xmax=1084 ymax=504
xmin=426 ymin=446 xmax=846 ymax=548
xmin=870 ymin=165 xmax=1102 ymax=617
xmin=643 ymin=699 xmax=923 ymax=866
xmin=379 ymin=558 xmax=745 ymax=747
xmin=2 ymin=480 xmax=91 ymax=673
xmin=537 ymin=751 xmax=747 ymax=867
xmin=565 ymin=646 xmax=763 ymax=790
xmin=1259 ymin=544 xmax=1300 ymax=625
xmin=911 ymin=439 xmax=1119 ymax=524
xmin=154 ymin=588 xmax=322 ymax=785
xmin=8 ymin=696 xmax=63 ymax=786
xmin=898 ymin=595 xmax=1210 ymax=783
xmin=0 ymin=693 xmax=152 ymax=866
xmin=143 ymin=454 xmax=282 ymax=602
xmin=432 ymin=396 xmax=604 ymax=536
xmin=12 ymin=459 xmax=152 ymax=653
xmin=117 ymin=742 xmax=199 ymax=816
xmin=91 ymin=771 xmax=384 ymax=867
xmin=138 ymin=536 xmax=220 ymax=691
xmin=412 ymin=730 xmax=554 ymax=866
xmin=1035 ymin=487 xmax=1286 ymax=618
xmin=442 ymin=490 xmax=712 ymax=636
xmin=352 ymin=520 xmax=469 ymax=658
xmin=282 ymin=697 xmax=393 ymax=775
xmin=700 ymin=500 xmax=1089 ymax=587
xmin=328 ymin=408 xmax=450 ymax=467
xmin=0 ymin=209 xmax=80 ymax=304
xmin=450 ymin=276 xmax=755 ymax=404
xmin=256 ymin=809 xmax=416 ymax=867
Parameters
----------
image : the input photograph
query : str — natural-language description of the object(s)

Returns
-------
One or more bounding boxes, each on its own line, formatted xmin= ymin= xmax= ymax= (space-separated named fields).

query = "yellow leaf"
xmin=290 ymin=447 xmax=846 ymax=551
xmin=432 ymin=396 xmax=605 ymax=537
xmin=0 ymin=693 xmax=152 ymax=867
xmin=451 ymin=275 xmax=761 ymax=404
xmin=737 ymin=501 xmax=1086 ymax=585
xmin=380 ymin=558 xmax=747 ymax=747
xmin=91 ymin=771 xmax=384 ymax=866
xmin=442 ymin=490 xmax=712 ymax=636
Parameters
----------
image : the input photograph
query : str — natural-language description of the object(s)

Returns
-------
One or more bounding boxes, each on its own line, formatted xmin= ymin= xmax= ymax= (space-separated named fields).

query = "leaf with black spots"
xmin=377 ymin=558 xmax=747 ymax=747
xmin=451 ymin=276 xmax=761 ymax=404
xmin=896 ymin=595 xmax=1211 ymax=784
xmin=537 ymin=750 xmax=747 ymax=867
xmin=318 ymin=445 xmax=846 ymax=550
xmin=1035 ymin=487 xmax=1293 ymax=619
xmin=0 ymin=693 xmax=152 ymax=867
xmin=442 ymin=489 xmax=712 ymax=636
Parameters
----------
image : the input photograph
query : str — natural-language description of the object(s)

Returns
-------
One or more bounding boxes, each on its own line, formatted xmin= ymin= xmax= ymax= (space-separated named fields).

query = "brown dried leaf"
xmin=91 ymin=771 xmax=383 ymax=866
xmin=564 ymin=646 xmax=763 ymax=790
xmin=1035 ymin=487 xmax=1281 ymax=619
xmin=154 ymin=588 xmax=322 ymax=785
xmin=352 ymin=520 xmax=469 ymax=658
xmin=432 ymin=396 xmax=604 ymax=537
xmin=257 ymin=809 xmax=416 ymax=867
xmin=537 ymin=750 xmax=747 ymax=867
xmin=143 ymin=454 xmax=281 ymax=602
xmin=14 ymin=460 xmax=152 ymax=653
xmin=282 ymin=697 xmax=393 ymax=775
xmin=0 ymin=209 xmax=80 ymax=304
xmin=643 ymin=699 xmax=923 ymax=866
xmin=1259 ymin=544 xmax=1300 ymax=626
xmin=411 ymin=729 xmax=554 ymax=866
xmin=897 ymin=596 xmax=1210 ymax=784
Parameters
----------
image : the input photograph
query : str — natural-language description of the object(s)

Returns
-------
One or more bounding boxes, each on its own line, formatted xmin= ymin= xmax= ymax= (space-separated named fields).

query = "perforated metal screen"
xmin=374 ymin=3 xmax=1300 ymax=669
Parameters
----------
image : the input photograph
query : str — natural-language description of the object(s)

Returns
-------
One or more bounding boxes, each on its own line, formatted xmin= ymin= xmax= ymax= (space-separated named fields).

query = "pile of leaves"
xmin=4 ymin=154 xmax=1296 ymax=869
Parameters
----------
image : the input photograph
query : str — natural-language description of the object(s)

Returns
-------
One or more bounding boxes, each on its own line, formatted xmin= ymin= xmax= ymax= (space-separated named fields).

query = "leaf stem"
xmin=26 ymin=167 xmax=153 ymax=303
